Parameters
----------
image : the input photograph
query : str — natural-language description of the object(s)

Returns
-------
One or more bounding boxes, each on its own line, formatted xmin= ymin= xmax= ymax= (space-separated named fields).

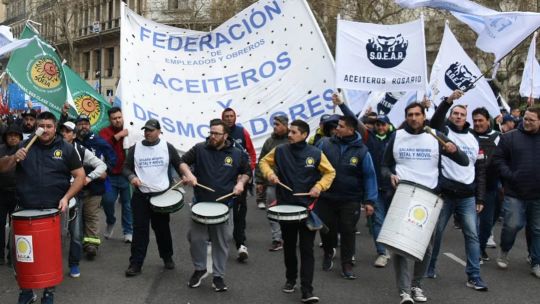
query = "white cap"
xmin=63 ymin=121 xmax=76 ymax=131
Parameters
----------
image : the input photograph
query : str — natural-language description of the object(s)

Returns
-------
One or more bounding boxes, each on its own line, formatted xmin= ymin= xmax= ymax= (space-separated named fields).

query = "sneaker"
xmin=496 ymin=251 xmax=509 ymax=269
xmin=188 ymin=270 xmax=208 ymax=288
xmin=282 ymin=280 xmax=296 ymax=293
xmin=257 ymin=202 xmax=266 ymax=209
xmin=163 ymin=257 xmax=175 ymax=270
xmin=41 ymin=291 xmax=54 ymax=304
xmin=125 ymin=264 xmax=142 ymax=277
xmin=124 ymin=234 xmax=133 ymax=243
xmin=269 ymin=240 xmax=283 ymax=251
xmin=212 ymin=276 xmax=228 ymax=292
xmin=341 ymin=263 xmax=356 ymax=280
xmin=399 ymin=292 xmax=414 ymax=304
xmin=486 ymin=235 xmax=497 ymax=248
xmin=301 ymin=291 xmax=320 ymax=303
xmin=481 ymin=250 xmax=490 ymax=262
xmin=466 ymin=277 xmax=488 ymax=291
xmin=531 ymin=264 xmax=540 ymax=278
xmin=374 ymin=254 xmax=389 ymax=268
xmin=411 ymin=287 xmax=427 ymax=302
xmin=69 ymin=265 xmax=81 ymax=278
xmin=104 ymin=224 xmax=115 ymax=239
xmin=85 ymin=245 xmax=97 ymax=260
xmin=322 ymin=253 xmax=334 ymax=271
xmin=237 ymin=245 xmax=249 ymax=262
xmin=425 ymin=266 xmax=437 ymax=279
xmin=17 ymin=290 xmax=37 ymax=304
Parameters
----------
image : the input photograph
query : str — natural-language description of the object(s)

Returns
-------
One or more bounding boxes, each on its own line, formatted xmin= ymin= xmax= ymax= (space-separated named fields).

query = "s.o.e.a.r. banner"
xmin=335 ymin=18 xmax=427 ymax=92
xmin=120 ymin=0 xmax=336 ymax=153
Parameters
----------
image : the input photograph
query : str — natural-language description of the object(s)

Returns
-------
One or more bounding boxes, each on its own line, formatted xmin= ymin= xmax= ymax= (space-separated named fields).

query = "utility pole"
xmin=92 ymin=20 xmax=102 ymax=95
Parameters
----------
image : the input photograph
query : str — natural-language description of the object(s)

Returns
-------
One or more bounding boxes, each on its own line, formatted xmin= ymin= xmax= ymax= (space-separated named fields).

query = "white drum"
xmin=191 ymin=202 xmax=229 ymax=225
xmin=267 ymin=205 xmax=308 ymax=222
xmin=68 ymin=198 xmax=77 ymax=210
xmin=376 ymin=181 xmax=443 ymax=261
xmin=150 ymin=189 xmax=184 ymax=213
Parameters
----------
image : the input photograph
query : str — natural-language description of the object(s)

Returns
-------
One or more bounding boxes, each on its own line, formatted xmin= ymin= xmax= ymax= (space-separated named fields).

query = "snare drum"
xmin=267 ymin=205 xmax=308 ymax=222
xmin=150 ymin=189 xmax=184 ymax=213
xmin=191 ymin=202 xmax=229 ymax=225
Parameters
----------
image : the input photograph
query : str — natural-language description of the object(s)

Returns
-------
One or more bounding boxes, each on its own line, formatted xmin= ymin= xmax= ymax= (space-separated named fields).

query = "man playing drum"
xmin=180 ymin=119 xmax=251 ymax=292
xmin=0 ymin=111 xmax=85 ymax=304
xmin=259 ymin=119 xmax=336 ymax=304
xmin=122 ymin=119 xmax=181 ymax=277
xmin=381 ymin=103 xmax=469 ymax=304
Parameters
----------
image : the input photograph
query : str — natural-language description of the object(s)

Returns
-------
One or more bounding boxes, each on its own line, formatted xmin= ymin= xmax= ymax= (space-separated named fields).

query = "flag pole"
xmin=529 ymin=32 xmax=537 ymax=105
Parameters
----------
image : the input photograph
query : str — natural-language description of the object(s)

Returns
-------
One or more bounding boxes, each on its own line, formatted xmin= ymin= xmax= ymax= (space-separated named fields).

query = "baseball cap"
xmin=62 ymin=121 xmax=76 ymax=131
xmin=76 ymin=114 xmax=90 ymax=123
xmin=141 ymin=118 xmax=161 ymax=130
xmin=21 ymin=109 xmax=37 ymax=118
xmin=320 ymin=114 xmax=331 ymax=123
xmin=502 ymin=114 xmax=516 ymax=124
xmin=376 ymin=115 xmax=390 ymax=124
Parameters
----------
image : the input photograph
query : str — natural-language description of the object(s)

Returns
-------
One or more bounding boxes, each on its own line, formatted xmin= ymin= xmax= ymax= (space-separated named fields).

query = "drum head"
xmin=150 ymin=189 xmax=184 ymax=207
xmin=268 ymin=205 xmax=307 ymax=213
xmin=12 ymin=209 xmax=59 ymax=219
xmin=192 ymin=202 xmax=228 ymax=216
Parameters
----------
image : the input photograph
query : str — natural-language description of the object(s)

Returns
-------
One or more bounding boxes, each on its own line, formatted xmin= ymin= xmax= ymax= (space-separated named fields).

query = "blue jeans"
xmin=500 ymin=196 xmax=540 ymax=266
xmin=372 ymin=189 xmax=393 ymax=255
xmin=478 ymin=188 xmax=497 ymax=252
xmin=429 ymin=196 xmax=481 ymax=279
xmin=68 ymin=198 xmax=83 ymax=267
xmin=101 ymin=175 xmax=133 ymax=235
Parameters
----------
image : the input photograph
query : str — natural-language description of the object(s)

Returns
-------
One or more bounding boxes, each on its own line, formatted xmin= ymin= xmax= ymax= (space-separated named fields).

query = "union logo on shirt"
xmin=52 ymin=149 xmax=63 ymax=160
xmin=305 ymin=157 xmax=315 ymax=168
xmin=224 ymin=156 xmax=233 ymax=167
xmin=350 ymin=157 xmax=359 ymax=166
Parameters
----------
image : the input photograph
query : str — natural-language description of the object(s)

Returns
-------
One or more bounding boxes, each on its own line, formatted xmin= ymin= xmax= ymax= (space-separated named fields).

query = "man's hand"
xmin=447 ymin=90 xmax=464 ymax=103
xmin=233 ymin=182 xmax=245 ymax=196
xmin=131 ymin=177 xmax=142 ymax=188
xmin=332 ymin=92 xmax=344 ymax=106
xmin=443 ymin=142 xmax=457 ymax=153
xmin=256 ymin=184 xmax=264 ymax=195
xmin=390 ymin=174 xmax=400 ymax=188
xmin=267 ymin=173 xmax=279 ymax=185
xmin=476 ymin=204 xmax=484 ymax=213
xmin=84 ymin=177 xmax=92 ymax=186
xmin=364 ymin=204 xmax=374 ymax=216
xmin=115 ymin=129 xmax=129 ymax=140
xmin=15 ymin=148 xmax=28 ymax=162
xmin=182 ymin=174 xmax=197 ymax=187
xmin=62 ymin=102 xmax=70 ymax=115
xmin=58 ymin=197 xmax=69 ymax=213
xmin=308 ymin=187 xmax=321 ymax=198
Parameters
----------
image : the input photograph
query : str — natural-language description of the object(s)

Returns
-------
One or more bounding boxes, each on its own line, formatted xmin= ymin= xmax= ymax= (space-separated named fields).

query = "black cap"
xmin=2 ymin=124 xmax=23 ymax=141
xmin=141 ymin=119 xmax=161 ymax=130
xmin=76 ymin=114 xmax=90 ymax=123
xmin=375 ymin=115 xmax=390 ymax=124
xmin=320 ymin=114 xmax=331 ymax=123
xmin=21 ymin=109 xmax=37 ymax=118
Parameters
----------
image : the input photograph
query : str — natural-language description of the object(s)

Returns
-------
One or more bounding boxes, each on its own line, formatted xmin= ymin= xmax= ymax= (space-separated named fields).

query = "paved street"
xmin=1 ymin=188 xmax=539 ymax=304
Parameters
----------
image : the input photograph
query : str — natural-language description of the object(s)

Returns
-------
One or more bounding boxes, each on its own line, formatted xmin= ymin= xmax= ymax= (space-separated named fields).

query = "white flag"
xmin=519 ymin=33 xmax=540 ymax=99
xmin=0 ymin=25 xmax=14 ymax=48
xmin=395 ymin=0 xmax=495 ymax=15
xmin=429 ymin=24 xmax=499 ymax=122
xmin=0 ymin=37 xmax=35 ymax=58
xmin=453 ymin=11 xmax=540 ymax=63
xmin=335 ymin=18 xmax=427 ymax=92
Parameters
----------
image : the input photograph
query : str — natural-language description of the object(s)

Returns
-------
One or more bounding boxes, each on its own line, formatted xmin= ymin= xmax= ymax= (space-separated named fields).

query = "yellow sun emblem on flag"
xmin=30 ymin=57 xmax=61 ymax=89
xmin=74 ymin=95 xmax=101 ymax=126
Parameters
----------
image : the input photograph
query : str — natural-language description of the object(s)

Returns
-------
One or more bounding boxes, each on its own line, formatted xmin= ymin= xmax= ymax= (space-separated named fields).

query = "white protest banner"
xmin=335 ymin=18 xmax=427 ymax=92
xmin=120 ymin=0 xmax=335 ymax=153
xmin=453 ymin=11 xmax=540 ymax=63
xmin=519 ymin=32 xmax=540 ymax=99
xmin=429 ymin=24 xmax=499 ymax=122
xmin=395 ymin=0 xmax=495 ymax=15
xmin=343 ymin=89 xmax=370 ymax=116
xmin=0 ymin=25 xmax=14 ymax=48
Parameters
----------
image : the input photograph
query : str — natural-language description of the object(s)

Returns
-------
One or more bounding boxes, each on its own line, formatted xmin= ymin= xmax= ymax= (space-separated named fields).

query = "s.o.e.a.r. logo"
xmin=366 ymin=34 xmax=408 ymax=68
xmin=444 ymin=62 xmax=477 ymax=91
xmin=30 ymin=56 xmax=61 ymax=90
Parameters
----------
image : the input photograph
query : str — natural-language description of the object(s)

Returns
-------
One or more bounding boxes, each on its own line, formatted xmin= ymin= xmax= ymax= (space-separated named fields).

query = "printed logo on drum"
xmin=366 ymin=34 xmax=408 ymax=68
xmin=349 ymin=157 xmax=359 ymax=166
xmin=15 ymin=235 xmax=34 ymax=263
xmin=224 ymin=156 xmax=233 ymax=167
xmin=52 ymin=149 xmax=63 ymax=160
xmin=305 ymin=157 xmax=315 ymax=168
xmin=444 ymin=62 xmax=477 ymax=91
xmin=406 ymin=205 xmax=429 ymax=228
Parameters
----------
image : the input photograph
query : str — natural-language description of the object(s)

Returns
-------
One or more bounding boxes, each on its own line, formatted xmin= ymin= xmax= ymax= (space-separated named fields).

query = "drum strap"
xmin=307 ymin=199 xmax=317 ymax=211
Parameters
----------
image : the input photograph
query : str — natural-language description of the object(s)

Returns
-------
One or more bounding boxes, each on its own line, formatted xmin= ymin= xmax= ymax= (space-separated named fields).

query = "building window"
xmin=83 ymin=52 xmax=90 ymax=79
xmin=169 ymin=0 xmax=188 ymax=10
xmin=106 ymin=47 xmax=114 ymax=77
xmin=94 ymin=49 xmax=101 ymax=78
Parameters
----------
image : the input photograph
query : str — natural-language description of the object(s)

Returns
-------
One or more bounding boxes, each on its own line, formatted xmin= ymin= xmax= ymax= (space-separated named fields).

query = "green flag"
xmin=5 ymin=25 xmax=76 ymax=117
xmin=63 ymin=64 xmax=111 ymax=132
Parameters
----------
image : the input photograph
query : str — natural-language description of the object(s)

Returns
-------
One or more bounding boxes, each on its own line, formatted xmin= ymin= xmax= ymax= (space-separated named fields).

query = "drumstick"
xmin=196 ymin=183 xmax=215 ymax=192
xmin=216 ymin=192 xmax=234 ymax=201
xmin=17 ymin=127 xmax=44 ymax=162
xmin=277 ymin=181 xmax=293 ymax=192
xmin=293 ymin=193 xmax=311 ymax=196
xmin=163 ymin=180 xmax=183 ymax=194
xmin=423 ymin=126 xmax=447 ymax=146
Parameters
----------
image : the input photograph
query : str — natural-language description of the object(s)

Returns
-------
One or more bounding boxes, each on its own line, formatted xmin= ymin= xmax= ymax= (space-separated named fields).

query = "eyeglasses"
xmin=208 ymin=131 xmax=224 ymax=136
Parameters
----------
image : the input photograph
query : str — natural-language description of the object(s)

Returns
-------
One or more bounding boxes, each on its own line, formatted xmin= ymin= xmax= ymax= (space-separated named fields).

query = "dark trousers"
xmin=130 ymin=191 xmax=173 ymax=266
xmin=233 ymin=190 xmax=247 ymax=248
xmin=281 ymin=221 xmax=316 ymax=294
xmin=317 ymin=199 xmax=359 ymax=265
xmin=0 ymin=190 xmax=17 ymax=259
